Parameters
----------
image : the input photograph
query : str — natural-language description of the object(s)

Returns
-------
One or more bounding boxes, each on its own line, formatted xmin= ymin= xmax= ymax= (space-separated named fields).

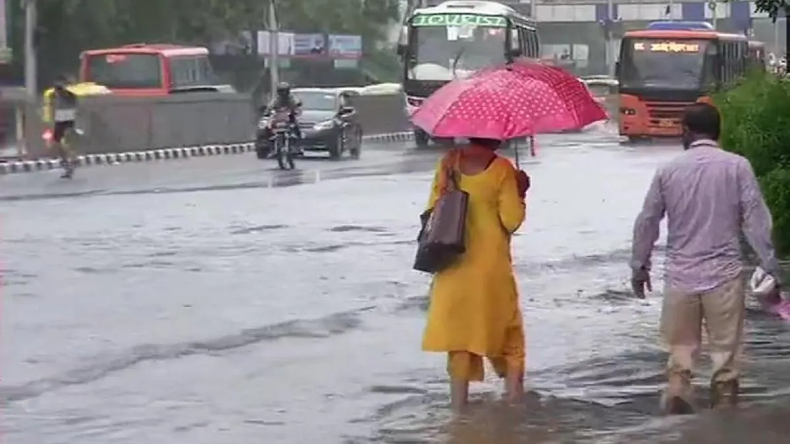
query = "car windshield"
xmin=620 ymin=39 xmax=714 ymax=90
xmin=406 ymin=14 xmax=507 ymax=81
xmin=293 ymin=91 xmax=336 ymax=111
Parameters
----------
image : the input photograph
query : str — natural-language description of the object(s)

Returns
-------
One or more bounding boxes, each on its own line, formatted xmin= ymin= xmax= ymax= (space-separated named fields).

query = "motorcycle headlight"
xmin=313 ymin=120 xmax=335 ymax=131
xmin=258 ymin=118 xmax=269 ymax=129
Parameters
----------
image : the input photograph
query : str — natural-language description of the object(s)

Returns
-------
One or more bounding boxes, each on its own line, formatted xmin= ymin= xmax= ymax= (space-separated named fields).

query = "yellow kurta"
xmin=422 ymin=153 xmax=526 ymax=369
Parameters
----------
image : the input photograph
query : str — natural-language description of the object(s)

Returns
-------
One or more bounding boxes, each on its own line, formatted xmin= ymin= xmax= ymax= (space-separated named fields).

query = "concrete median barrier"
xmin=1 ymin=86 xmax=417 ymax=175
xmin=75 ymin=93 xmax=256 ymax=155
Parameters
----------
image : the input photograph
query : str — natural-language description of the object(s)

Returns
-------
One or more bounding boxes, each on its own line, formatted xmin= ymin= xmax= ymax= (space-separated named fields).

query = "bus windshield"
xmin=620 ymin=39 xmax=715 ymax=90
xmin=407 ymin=13 xmax=507 ymax=81
xmin=85 ymin=53 xmax=162 ymax=89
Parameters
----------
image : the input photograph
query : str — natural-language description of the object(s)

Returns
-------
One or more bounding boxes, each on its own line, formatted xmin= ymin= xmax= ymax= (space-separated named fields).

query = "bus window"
xmin=702 ymin=42 xmax=719 ymax=89
xmin=85 ymin=53 xmax=162 ymax=89
xmin=738 ymin=41 xmax=748 ymax=74
xmin=720 ymin=42 xmax=731 ymax=84
xmin=170 ymin=56 xmax=216 ymax=88
xmin=526 ymin=29 xmax=539 ymax=57
xmin=516 ymin=27 xmax=526 ymax=55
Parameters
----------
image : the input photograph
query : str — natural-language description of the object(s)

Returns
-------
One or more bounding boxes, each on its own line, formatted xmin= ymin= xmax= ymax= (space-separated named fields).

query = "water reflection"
xmin=3 ymin=129 xmax=790 ymax=443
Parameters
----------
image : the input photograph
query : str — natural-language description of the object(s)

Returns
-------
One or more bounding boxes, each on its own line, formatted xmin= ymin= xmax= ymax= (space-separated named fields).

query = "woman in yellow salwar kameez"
xmin=422 ymin=138 xmax=530 ymax=410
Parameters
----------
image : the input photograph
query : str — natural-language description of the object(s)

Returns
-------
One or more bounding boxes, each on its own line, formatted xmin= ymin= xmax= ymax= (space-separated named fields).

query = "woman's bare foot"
xmin=450 ymin=378 xmax=470 ymax=411
xmin=504 ymin=373 xmax=524 ymax=403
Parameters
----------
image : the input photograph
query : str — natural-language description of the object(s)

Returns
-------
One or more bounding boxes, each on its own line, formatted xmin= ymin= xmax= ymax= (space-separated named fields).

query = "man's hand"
xmin=631 ymin=267 xmax=652 ymax=299
xmin=765 ymin=282 xmax=783 ymax=304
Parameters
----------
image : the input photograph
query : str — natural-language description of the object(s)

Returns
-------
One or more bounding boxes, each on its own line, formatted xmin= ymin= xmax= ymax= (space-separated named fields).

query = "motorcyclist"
xmin=45 ymin=74 xmax=79 ymax=178
xmin=263 ymin=82 xmax=302 ymax=153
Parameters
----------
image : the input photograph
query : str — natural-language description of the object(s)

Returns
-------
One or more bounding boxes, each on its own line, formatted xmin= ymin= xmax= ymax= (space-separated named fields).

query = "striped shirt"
xmin=631 ymin=139 xmax=781 ymax=293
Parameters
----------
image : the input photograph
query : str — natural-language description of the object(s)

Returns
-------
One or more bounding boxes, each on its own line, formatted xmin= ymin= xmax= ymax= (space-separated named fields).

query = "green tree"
xmin=7 ymin=0 xmax=400 ymax=84
xmin=751 ymin=0 xmax=790 ymax=20
xmin=715 ymin=72 xmax=790 ymax=256
xmin=728 ymin=0 xmax=789 ymax=59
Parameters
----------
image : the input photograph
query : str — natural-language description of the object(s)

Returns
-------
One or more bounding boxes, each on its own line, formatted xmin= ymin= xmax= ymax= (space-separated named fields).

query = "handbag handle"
xmin=441 ymin=149 xmax=461 ymax=193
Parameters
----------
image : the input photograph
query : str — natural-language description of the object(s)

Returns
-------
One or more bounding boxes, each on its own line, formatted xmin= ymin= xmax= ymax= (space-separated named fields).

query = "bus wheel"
xmin=622 ymin=135 xmax=642 ymax=145
xmin=629 ymin=136 xmax=644 ymax=144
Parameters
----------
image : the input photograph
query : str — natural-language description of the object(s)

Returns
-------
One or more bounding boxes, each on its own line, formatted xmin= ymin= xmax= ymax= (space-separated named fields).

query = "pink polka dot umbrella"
xmin=411 ymin=60 xmax=608 ymax=140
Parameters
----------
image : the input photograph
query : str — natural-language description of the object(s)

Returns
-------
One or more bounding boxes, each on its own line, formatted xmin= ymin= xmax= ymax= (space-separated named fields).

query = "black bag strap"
xmin=442 ymin=149 xmax=461 ymax=192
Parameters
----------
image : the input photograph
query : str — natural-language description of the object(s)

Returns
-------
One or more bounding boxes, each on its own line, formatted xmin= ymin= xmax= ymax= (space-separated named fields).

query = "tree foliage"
xmin=6 ymin=0 xmax=400 ymax=80
xmin=714 ymin=72 xmax=790 ymax=256
xmin=751 ymin=0 xmax=790 ymax=20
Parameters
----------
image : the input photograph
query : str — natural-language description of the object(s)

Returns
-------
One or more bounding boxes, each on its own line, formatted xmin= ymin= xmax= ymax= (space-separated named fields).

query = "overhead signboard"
xmin=412 ymin=14 xmax=507 ymax=27
xmin=633 ymin=41 xmax=701 ymax=52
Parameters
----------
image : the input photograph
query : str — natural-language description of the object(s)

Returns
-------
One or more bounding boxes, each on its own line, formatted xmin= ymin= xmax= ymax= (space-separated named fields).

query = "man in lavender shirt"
xmin=630 ymin=103 xmax=783 ymax=414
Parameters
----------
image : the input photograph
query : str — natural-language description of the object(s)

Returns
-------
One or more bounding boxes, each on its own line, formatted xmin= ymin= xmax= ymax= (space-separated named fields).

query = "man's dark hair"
xmin=681 ymin=103 xmax=721 ymax=140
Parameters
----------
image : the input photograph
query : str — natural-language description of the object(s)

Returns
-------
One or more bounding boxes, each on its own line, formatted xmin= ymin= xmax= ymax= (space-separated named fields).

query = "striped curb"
xmin=0 ymin=131 xmax=416 ymax=175
xmin=362 ymin=131 xmax=414 ymax=143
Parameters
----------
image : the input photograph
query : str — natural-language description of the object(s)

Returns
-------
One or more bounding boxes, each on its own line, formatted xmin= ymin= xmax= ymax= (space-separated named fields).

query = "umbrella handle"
xmin=513 ymin=139 xmax=520 ymax=168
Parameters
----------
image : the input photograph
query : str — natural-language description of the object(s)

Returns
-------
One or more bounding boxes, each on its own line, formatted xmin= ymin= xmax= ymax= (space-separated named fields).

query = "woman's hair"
xmin=469 ymin=137 xmax=502 ymax=150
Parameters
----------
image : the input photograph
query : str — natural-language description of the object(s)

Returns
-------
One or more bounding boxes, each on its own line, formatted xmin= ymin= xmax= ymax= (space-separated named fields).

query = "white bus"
xmin=397 ymin=1 xmax=540 ymax=146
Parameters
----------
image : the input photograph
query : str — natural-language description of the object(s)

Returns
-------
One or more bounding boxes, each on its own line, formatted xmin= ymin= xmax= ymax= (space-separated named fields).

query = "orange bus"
xmin=79 ymin=44 xmax=230 ymax=96
xmin=616 ymin=30 xmax=749 ymax=140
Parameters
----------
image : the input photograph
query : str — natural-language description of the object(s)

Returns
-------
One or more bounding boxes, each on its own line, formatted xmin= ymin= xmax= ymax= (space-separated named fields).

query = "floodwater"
xmin=2 ymin=130 xmax=789 ymax=443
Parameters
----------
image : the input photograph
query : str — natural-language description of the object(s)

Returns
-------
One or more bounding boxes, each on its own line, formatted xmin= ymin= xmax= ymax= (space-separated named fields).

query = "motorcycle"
xmin=268 ymin=111 xmax=298 ymax=170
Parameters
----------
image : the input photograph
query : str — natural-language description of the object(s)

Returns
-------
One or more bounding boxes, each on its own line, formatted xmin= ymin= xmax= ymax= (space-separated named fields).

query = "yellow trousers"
xmin=446 ymin=321 xmax=525 ymax=382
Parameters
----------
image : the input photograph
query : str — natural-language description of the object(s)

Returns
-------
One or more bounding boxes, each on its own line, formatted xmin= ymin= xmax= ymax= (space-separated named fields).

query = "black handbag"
xmin=413 ymin=151 xmax=469 ymax=273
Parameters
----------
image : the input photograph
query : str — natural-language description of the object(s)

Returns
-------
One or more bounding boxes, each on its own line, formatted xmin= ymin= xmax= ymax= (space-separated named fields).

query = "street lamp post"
xmin=268 ymin=0 xmax=279 ymax=95
xmin=23 ymin=0 xmax=36 ymax=98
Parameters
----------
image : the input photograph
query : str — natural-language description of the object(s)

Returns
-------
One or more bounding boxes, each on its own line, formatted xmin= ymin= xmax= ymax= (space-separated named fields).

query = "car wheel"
xmin=255 ymin=141 xmax=269 ymax=159
xmin=415 ymin=128 xmax=430 ymax=148
xmin=329 ymin=132 xmax=344 ymax=160
xmin=349 ymin=128 xmax=362 ymax=159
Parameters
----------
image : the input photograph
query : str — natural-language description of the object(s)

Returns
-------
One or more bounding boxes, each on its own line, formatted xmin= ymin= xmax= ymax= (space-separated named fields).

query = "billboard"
xmin=257 ymin=31 xmax=295 ymax=56
xmin=328 ymin=35 xmax=362 ymax=59
xmin=293 ymin=33 xmax=327 ymax=57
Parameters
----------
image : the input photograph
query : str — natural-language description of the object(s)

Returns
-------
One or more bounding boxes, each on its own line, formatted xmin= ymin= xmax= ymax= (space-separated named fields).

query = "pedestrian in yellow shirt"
xmin=421 ymin=138 xmax=530 ymax=410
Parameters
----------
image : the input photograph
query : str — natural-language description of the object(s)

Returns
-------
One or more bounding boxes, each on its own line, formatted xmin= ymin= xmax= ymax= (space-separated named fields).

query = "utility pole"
xmin=783 ymin=10 xmax=789 ymax=65
xmin=23 ymin=0 xmax=36 ymax=98
xmin=267 ymin=0 xmax=279 ymax=96
xmin=606 ymin=0 xmax=614 ymax=76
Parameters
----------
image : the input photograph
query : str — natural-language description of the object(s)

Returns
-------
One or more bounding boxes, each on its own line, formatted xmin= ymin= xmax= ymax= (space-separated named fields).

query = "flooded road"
xmin=2 ymin=131 xmax=790 ymax=443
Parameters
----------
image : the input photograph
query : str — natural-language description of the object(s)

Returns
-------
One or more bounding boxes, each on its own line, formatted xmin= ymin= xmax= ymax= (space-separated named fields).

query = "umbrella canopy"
xmin=411 ymin=61 xmax=607 ymax=139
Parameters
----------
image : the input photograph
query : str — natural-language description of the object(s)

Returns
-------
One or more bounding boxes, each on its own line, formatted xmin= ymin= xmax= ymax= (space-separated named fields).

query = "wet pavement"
xmin=2 ymin=129 xmax=790 ymax=443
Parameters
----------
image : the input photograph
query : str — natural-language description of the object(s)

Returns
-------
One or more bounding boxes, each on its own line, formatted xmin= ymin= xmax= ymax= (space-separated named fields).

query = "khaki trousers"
xmin=660 ymin=277 xmax=745 ymax=401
